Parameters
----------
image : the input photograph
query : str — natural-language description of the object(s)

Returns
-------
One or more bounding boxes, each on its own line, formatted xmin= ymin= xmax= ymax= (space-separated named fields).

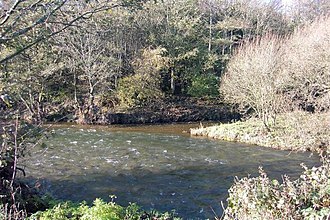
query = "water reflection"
xmin=22 ymin=124 xmax=320 ymax=219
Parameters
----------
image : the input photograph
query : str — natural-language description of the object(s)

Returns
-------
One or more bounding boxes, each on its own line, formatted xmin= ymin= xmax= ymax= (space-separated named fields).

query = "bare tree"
xmin=58 ymin=17 xmax=119 ymax=123
xmin=289 ymin=0 xmax=330 ymax=24
xmin=220 ymin=34 xmax=286 ymax=129
xmin=280 ymin=16 xmax=330 ymax=112
xmin=0 ymin=0 xmax=121 ymax=64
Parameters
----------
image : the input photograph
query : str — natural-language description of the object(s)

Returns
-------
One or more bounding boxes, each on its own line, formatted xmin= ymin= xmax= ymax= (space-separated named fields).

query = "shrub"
xmin=220 ymin=34 xmax=286 ymax=128
xmin=220 ymin=16 xmax=330 ymax=128
xmin=117 ymin=73 xmax=164 ymax=108
xmin=280 ymin=16 xmax=330 ymax=112
xmin=117 ymin=47 xmax=168 ymax=108
xmin=187 ymin=74 xmax=219 ymax=97
xmin=224 ymin=157 xmax=330 ymax=220
xmin=29 ymin=197 xmax=181 ymax=220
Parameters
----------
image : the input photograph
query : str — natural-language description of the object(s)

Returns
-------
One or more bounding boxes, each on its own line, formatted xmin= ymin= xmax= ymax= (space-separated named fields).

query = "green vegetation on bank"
xmin=191 ymin=111 xmax=330 ymax=153
xmin=224 ymin=157 xmax=330 ymax=219
xmin=28 ymin=197 xmax=180 ymax=220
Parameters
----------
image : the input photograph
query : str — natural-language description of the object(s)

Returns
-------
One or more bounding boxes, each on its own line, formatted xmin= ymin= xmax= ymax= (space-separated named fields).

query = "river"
xmin=22 ymin=123 xmax=320 ymax=219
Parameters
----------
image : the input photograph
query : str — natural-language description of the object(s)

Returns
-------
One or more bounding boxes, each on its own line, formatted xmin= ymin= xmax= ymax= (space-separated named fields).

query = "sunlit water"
xmin=22 ymin=123 xmax=320 ymax=219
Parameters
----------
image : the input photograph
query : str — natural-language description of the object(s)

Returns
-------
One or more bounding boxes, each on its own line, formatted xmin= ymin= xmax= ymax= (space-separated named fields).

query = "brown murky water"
xmin=22 ymin=123 xmax=320 ymax=219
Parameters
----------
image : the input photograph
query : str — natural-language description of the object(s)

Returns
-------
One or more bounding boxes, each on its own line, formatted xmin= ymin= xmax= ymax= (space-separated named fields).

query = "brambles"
xmin=224 ymin=157 xmax=330 ymax=219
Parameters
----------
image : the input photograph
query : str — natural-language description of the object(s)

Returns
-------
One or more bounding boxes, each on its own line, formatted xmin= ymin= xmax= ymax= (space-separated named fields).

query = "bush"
xmin=220 ymin=34 xmax=285 ymax=128
xmin=29 ymin=197 xmax=181 ymax=220
xmin=117 ymin=73 xmax=164 ymax=108
xmin=117 ymin=47 xmax=168 ymax=108
xmin=220 ymin=16 xmax=330 ymax=128
xmin=187 ymin=74 xmax=219 ymax=97
xmin=224 ymin=157 xmax=330 ymax=220
xmin=280 ymin=16 xmax=330 ymax=112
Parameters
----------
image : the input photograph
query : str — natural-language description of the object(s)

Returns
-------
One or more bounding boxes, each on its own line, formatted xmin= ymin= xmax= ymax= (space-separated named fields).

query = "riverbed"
xmin=22 ymin=123 xmax=320 ymax=219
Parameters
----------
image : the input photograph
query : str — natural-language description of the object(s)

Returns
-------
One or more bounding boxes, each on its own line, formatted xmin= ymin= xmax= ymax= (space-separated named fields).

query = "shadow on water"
xmin=27 ymin=166 xmax=231 ymax=219
xmin=25 ymin=159 xmax=319 ymax=219
xmin=22 ymin=124 xmax=320 ymax=219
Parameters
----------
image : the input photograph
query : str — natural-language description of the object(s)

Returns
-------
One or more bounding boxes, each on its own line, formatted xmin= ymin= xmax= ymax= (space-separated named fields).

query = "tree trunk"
xmin=170 ymin=68 xmax=175 ymax=94
xmin=208 ymin=12 xmax=212 ymax=53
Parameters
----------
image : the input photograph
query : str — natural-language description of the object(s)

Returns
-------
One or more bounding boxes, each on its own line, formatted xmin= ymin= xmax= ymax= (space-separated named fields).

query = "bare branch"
xmin=0 ymin=0 xmax=23 ymax=25
xmin=0 ymin=2 xmax=120 ymax=64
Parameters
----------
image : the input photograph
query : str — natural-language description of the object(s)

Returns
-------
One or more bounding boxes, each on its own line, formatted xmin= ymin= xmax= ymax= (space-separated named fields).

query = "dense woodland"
xmin=0 ymin=0 xmax=328 ymax=124
xmin=1 ymin=0 xmax=330 ymax=219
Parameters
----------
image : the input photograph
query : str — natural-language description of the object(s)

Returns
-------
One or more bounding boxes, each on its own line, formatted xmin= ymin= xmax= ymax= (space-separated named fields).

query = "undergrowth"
xmin=28 ymin=196 xmax=181 ymax=220
xmin=223 ymin=157 xmax=330 ymax=220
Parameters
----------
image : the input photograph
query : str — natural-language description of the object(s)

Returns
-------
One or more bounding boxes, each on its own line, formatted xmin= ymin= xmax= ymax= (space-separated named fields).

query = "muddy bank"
xmin=43 ymin=97 xmax=240 ymax=124
xmin=102 ymin=98 xmax=240 ymax=124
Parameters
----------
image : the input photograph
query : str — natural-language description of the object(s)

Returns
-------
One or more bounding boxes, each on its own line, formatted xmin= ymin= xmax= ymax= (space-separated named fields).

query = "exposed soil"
xmin=101 ymin=97 xmax=240 ymax=124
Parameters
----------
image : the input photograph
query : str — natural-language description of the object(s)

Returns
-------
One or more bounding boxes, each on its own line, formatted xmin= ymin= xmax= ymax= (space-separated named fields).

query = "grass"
xmin=191 ymin=111 xmax=330 ymax=153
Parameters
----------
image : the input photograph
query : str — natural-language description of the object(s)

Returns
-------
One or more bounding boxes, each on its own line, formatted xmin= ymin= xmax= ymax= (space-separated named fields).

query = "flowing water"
xmin=22 ymin=123 xmax=320 ymax=219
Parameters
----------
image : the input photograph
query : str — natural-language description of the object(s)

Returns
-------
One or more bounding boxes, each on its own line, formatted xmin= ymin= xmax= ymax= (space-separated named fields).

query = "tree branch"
xmin=0 ymin=0 xmax=23 ymax=25
xmin=0 ymin=3 xmax=120 ymax=64
xmin=0 ymin=0 xmax=67 ymax=44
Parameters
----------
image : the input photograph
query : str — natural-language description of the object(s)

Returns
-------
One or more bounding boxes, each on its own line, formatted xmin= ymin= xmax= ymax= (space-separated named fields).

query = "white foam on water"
xmin=105 ymin=158 xmax=119 ymax=164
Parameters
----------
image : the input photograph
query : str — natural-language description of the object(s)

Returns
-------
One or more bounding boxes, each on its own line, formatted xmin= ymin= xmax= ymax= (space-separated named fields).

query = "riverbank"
xmin=45 ymin=97 xmax=241 ymax=125
xmin=106 ymin=99 xmax=240 ymax=124
xmin=191 ymin=111 xmax=330 ymax=153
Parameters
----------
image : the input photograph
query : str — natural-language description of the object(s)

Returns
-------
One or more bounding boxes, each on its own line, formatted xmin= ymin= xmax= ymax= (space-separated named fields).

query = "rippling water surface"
xmin=23 ymin=123 xmax=320 ymax=219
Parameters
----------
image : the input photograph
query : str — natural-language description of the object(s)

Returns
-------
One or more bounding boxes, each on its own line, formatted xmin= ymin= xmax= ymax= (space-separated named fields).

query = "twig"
xmin=0 ymin=3 xmax=121 ymax=64
xmin=10 ymin=116 xmax=19 ymax=188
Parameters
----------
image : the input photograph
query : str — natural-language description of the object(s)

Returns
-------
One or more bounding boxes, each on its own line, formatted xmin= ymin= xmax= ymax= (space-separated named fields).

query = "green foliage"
xmin=29 ymin=197 xmax=182 ymax=220
xmin=117 ymin=73 xmax=164 ymax=107
xmin=117 ymin=47 xmax=168 ymax=107
xmin=187 ymin=74 xmax=219 ymax=97
xmin=29 ymin=199 xmax=123 ymax=220
xmin=79 ymin=198 xmax=124 ymax=220
xmin=224 ymin=158 xmax=330 ymax=220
